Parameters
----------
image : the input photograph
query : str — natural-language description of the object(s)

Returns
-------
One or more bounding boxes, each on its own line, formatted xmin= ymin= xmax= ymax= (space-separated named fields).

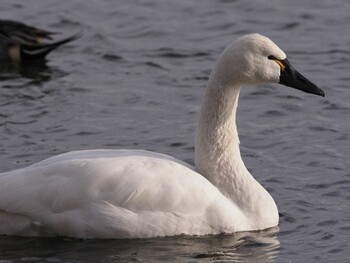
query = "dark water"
xmin=0 ymin=0 xmax=349 ymax=262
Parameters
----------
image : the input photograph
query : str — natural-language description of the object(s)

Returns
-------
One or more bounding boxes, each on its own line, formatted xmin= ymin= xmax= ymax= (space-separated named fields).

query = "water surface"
xmin=0 ymin=0 xmax=349 ymax=262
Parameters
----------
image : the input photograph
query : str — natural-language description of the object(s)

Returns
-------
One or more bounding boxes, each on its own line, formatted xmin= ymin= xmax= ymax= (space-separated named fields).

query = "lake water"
xmin=0 ymin=0 xmax=349 ymax=262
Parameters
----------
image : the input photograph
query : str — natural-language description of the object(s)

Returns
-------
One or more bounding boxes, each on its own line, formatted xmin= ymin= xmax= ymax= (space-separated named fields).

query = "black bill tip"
xmin=316 ymin=87 xmax=325 ymax=97
xmin=276 ymin=58 xmax=325 ymax=97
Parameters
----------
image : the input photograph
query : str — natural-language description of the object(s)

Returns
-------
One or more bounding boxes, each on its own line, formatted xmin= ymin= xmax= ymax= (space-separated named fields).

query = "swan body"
xmin=0 ymin=150 xmax=249 ymax=238
xmin=0 ymin=34 xmax=324 ymax=238
xmin=0 ymin=19 xmax=80 ymax=62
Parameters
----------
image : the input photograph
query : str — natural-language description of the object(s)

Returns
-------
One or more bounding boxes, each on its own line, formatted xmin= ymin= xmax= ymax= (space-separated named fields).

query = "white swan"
xmin=0 ymin=34 xmax=324 ymax=239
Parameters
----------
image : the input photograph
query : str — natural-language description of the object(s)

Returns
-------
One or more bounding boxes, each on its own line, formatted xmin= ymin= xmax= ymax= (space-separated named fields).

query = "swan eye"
xmin=268 ymin=55 xmax=286 ymax=71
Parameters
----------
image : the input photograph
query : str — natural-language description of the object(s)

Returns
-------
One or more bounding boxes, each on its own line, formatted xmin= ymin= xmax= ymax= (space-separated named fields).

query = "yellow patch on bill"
xmin=274 ymin=59 xmax=286 ymax=71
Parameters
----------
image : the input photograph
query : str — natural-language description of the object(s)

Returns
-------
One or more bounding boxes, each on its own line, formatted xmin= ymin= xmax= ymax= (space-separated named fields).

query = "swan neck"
xmin=195 ymin=74 xmax=278 ymax=228
xmin=195 ymin=77 xmax=243 ymax=190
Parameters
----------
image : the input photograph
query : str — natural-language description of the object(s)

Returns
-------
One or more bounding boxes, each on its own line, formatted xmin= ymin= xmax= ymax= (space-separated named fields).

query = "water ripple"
xmin=0 ymin=0 xmax=349 ymax=262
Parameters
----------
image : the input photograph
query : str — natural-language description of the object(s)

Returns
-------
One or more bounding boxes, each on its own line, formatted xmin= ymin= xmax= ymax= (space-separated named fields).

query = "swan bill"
xmin=279 ymin=59 xmax=325 ymax=97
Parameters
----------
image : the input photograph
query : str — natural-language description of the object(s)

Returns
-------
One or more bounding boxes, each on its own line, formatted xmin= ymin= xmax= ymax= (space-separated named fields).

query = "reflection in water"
xmin=0 ymin=60 xmax=66 ymax=85
xmin=0 ymin=60 xmax=68 ymax=109
xmin=0 ymin=60 xmax=68 ymax=134
xmin=190 ymin=227 xmax=280 ymax=263
xmin=0 ymin=227 xmax=280 ymax=262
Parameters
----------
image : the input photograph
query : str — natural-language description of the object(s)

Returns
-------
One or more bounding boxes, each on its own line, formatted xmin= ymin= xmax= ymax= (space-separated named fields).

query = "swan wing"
xmin=0 ymin=150 xmax=243 ymax=238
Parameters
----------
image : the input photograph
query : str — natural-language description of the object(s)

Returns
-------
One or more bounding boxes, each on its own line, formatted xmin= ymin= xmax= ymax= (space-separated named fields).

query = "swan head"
xmin=216 ymin=33 xmax=324 ymax=97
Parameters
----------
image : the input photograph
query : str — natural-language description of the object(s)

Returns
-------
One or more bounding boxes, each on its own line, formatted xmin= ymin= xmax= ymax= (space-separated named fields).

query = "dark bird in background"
xmin=0 ymin=19 xmax=81 ymax=62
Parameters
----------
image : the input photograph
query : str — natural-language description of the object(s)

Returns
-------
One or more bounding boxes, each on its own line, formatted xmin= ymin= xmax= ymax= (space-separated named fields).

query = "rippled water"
xmin=1 ymin=0 xmax=349 ymax=262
